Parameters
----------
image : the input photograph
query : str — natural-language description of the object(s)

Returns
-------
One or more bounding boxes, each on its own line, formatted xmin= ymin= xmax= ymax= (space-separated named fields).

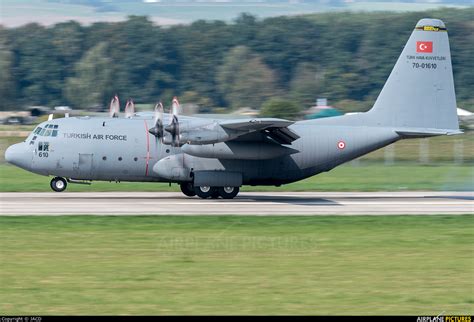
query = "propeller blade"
xmin=124 ymin=98 xmax=135 ymax=118
xmin=167 ymin=116 xmax=180 ymax=147
xmin=164 ymin=116 xmax=178 ymax=136
xmin=171 ymin=96 xmax=180 ymax=118
xmin=164 ymin=96 xmax=180 ymax=146
xmin=149 ymin=102 xmax=164 ymax=139
xmin=109 ymin=95 xmax=120 ymax=118
xmin=155 ymin=102 xmax=164 ymax=124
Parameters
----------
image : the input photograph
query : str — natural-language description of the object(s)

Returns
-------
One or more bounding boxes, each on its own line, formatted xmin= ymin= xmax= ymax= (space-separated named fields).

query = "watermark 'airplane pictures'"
xmin=5 ymin=19 xmax=462 ymax=199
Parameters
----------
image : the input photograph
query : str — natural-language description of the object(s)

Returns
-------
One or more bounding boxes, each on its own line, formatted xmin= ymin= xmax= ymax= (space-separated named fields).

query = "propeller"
xmin=124 ymin=98 xmax=135 ymax=118
xmin=148 ymin=102 xmax=164 ymax=140
xmin=109 ymin=95 xmax=120 ymax=118
xmin=165 ymin=96 xmax=180 ymax=147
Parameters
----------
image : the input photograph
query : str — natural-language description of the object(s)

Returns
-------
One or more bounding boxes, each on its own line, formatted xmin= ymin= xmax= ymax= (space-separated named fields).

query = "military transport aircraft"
xmin=5 ymin=19 xmax=461 ymax=199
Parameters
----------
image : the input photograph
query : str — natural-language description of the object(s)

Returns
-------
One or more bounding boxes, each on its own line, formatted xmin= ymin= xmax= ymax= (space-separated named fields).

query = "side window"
xmin=29 ymin=136 xmax=37 ymax=145
xmin=34 ymin=127 xmax=42 ymax=135
xmin=39 ymin=128 xmax=46 ymax=136
xmin=52 ymin=130 xmax=58 ymax=137
xmin=44 ymin=129 xmax=52 ymax=137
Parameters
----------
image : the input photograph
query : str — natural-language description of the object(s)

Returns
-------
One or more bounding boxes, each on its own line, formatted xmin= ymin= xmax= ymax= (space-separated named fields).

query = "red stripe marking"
xmin=144 ymin=120 xmax=150 ymax=176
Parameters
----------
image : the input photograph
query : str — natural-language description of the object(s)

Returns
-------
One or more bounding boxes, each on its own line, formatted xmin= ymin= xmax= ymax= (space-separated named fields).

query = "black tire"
xmin=180 ymin=182 xmax=196 ymax=197
xmin=194 ymin=186 xmax=216 ymax=199
xmin=210 ymin=189 xmax=220 ymax=199
xmin=50 ymin=177 xmax=67 ymax=192
xmin=218 ymin=186 xmax=239 ymax=199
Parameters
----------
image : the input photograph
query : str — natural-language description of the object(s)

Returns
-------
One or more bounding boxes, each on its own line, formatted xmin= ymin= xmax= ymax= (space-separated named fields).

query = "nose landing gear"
xmin=50 ymin=177 xmax=67 ymax=192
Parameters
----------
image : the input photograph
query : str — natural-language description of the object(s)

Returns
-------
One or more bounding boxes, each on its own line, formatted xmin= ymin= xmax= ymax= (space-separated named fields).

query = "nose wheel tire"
xmin=194 ymin=186 xmax=216 ymax=199
xmin=180 ymin=182 xmax=196 ymax=197
xmin=50 ymin=177 xmax=67 ymax=192
xmin=218 ymin=186 xmax=239 ymax=199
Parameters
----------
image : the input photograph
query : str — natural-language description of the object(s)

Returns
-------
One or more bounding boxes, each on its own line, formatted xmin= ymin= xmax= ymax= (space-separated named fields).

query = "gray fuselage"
xmin=8 ymin=112 xmax=401 ymax=186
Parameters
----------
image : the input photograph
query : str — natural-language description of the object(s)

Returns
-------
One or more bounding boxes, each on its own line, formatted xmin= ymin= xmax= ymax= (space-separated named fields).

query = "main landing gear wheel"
xmin=210 ymin=189 xmax=220 ymax=199
xmin=50 ymin=177 xmax=67 ymax=192
xmin=194 ymin=186 xmax=216 ymax=199
xmin=180 ymin=182 xmax=196 ymax=197
xmin=218 ymin=186 xmax=239 ymax=199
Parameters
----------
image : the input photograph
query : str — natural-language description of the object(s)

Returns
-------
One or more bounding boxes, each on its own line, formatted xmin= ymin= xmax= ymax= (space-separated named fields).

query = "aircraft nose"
xmin=5 ymin=143 xmax=31 ymax=170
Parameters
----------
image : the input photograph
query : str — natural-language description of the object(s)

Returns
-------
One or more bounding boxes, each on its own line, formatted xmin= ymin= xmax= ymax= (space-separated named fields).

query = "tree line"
xmin=0 ymin=8 xmax=472 ymax=114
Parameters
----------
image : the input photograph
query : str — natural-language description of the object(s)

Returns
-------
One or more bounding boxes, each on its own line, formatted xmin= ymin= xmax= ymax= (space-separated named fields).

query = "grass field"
xmin=0 ymin=215 xmax=472 ymax=315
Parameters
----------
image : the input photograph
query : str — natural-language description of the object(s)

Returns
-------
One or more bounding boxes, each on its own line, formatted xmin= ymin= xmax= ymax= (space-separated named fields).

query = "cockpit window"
xmin=34 ymin=124 xmax=59 ymax=137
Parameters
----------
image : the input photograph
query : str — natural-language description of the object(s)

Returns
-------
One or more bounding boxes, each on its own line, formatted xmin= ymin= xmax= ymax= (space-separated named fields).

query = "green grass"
xmin=0 ymin=163 xmax=472 ymax=192
xmin=0 ymin=215 xmax=472 ymax=315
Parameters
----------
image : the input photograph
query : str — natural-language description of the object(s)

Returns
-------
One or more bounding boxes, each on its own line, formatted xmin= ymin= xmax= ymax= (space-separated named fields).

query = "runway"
xmin=0 ymin=191 xmax=472 ymax=215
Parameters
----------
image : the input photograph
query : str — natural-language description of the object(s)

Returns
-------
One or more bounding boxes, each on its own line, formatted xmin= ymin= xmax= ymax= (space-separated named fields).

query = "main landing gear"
xmin=180 ymin=183 xmax=239 ymax=199
xmin=193 ymin=185 xmax=240 ymax=199
xmin=50 ymin=177 xmax=67 ymax=192
xmin=179 ymin=182 xmax=196 ymax=197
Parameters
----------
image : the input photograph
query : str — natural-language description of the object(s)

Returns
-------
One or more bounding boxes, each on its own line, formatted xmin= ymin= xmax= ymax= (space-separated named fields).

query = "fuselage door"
xmin=73 ymin=153 xmax=94 ymax=179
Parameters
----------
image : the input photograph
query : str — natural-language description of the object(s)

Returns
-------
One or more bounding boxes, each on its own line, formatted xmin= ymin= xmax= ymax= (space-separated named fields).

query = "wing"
xmin=138 ymin=113 xmax=300 ymax=145
xmin=218 ymin=118 xmax=300 ymax=145
xmin=180 ymin=118 xmax=301 ymax=160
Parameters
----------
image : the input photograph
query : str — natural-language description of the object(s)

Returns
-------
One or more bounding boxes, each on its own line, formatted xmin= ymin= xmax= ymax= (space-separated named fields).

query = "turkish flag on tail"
xmin=416 ymin=41 xmax=433 ymax=53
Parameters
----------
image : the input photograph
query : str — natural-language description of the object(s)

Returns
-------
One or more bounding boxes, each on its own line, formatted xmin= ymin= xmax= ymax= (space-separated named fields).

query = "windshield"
xmin=32 ymin=124 xmax=59 ymax=137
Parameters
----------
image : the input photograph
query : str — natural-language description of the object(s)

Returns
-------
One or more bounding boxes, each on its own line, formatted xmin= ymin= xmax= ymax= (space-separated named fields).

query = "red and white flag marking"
xmin=416 ymin=41 xmax=433 ymax=53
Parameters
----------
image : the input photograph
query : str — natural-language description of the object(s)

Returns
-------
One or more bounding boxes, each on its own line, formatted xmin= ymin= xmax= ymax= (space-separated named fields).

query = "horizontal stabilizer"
xmin=396 ymin=128 xmax=463 ymax=138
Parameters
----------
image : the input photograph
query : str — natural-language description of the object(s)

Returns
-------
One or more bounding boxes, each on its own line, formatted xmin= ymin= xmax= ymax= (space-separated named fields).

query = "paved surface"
xmin=1 ymin=191 xmax=472 ymax=215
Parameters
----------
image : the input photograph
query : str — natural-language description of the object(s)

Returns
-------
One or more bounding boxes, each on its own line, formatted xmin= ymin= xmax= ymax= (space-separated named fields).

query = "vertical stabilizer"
xmin=368 ymin=19 xmax=460 ymax=132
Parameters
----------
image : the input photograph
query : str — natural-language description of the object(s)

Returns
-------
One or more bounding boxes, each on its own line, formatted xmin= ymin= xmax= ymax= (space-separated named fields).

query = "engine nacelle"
xmin=181 ymin=141 xmax=298 ymax=160
xmin=153 ymin=154 xmax=191 ymax=181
